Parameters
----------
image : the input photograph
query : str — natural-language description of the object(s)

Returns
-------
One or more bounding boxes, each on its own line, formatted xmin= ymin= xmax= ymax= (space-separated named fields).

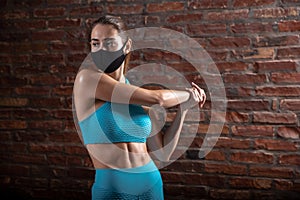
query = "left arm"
xmin=146 ymin=105 xmax=188 ymax=162
xmin=146 ymin=84 xmax=206 ymax=161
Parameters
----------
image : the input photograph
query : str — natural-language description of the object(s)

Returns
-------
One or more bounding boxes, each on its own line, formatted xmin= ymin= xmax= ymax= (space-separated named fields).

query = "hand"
xmin=180 ymin=82 xmax=206 ymax=110
xmin=191 ymin=82 xmax=206 ymax=108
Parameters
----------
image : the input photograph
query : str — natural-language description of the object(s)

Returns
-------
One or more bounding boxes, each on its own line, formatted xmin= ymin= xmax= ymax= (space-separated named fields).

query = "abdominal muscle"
xmin=86 ymin=142 xmax=151 ymax=169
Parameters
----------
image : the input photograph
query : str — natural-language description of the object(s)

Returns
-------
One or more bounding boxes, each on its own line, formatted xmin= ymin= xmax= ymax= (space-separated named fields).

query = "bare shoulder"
xmin=73 ymin=69 xmax=99 ymax=121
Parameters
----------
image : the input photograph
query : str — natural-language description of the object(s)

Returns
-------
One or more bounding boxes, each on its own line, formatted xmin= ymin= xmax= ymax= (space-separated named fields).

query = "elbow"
xmin=150 ymin=150 xmax=172 ymax=162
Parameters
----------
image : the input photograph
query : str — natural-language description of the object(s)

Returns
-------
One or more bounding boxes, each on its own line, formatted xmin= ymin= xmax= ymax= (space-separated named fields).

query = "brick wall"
xmin=0 ymin=0 xmax=299 ymax=199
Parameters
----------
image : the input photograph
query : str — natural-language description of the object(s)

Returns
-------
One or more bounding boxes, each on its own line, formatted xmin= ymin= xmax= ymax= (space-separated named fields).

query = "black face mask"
xmin=91 ymin=40 xmax=128 ymax=73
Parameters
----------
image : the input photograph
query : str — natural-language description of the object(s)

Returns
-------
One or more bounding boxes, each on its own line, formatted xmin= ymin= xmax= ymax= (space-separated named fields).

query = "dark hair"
xmin=91 ymin=15 xmax=126 ymax=33
xmin=90 ymin=15 xmax=130 ymax=72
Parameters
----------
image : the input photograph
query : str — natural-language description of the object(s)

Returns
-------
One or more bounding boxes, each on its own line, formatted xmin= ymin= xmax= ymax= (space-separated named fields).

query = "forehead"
xmin=91 ymin=24 xmax=119 ymax=39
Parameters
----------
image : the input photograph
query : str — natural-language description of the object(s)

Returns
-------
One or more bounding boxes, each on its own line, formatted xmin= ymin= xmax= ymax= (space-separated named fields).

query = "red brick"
xmin=144 ymin=16 xmax=161 ymax=25
xmin=230 ymin=151 xmax=274 ymax=164
xmin=215 ymin=137 xmax=251 ymax=149
xmin=282 ymin=0 xmax=300 ymax=3
xmin=254 ymin=139 xmax=298 ymax=151
xmin=232 ymin=48 xmax=275 ymax=59
xmin=28 ymin=120 xmax=63 ymax=130
xmin=254 ymin=35 xmax=299 ymax=47
xmin=226 ymin=86 xmax=254 ymax=98
xmin=47 ymin=0 xmax=81 ymax=5
xmin=280 ymin=99 xmax=300 ymax=111
xmin=215 ymin=62 xmax=248 ymax=73
xmin=277 ymin=47 xmax=300 ymax=59
xmin=205 ymin=163 xmax=247 ymax=175
xmin=15 ymin=86 xmax=51 ymax=96
xmin=167 ymin=61 xmax=197 ymax=72
xmin=15 ymin=131 xmax=48 ymax=142
xmin=13 ymin=109 xmax=48 ymax=119
xmin=188 ymin=0 xmax=228 ymax=9
xmin=146 ymin=2 xmax=184 ymax=13
xmin=161 ymin=171 xmax=185 ymax=184
xmin=254 ymin=61 xmax=296 ymax=72
xmin=69 ymin=6 xmax=103 ymax=16
xmin=184 ymin=173 xmax=227 ymax=187
xmin=29 ymin=144 xmax=64 ymax=153
xmin=207 ymin=50 xmax=228 ymax=61
xmin=232 ymin=125 xmax=274 ymax=137
xmin=29 ymin=75 xmax=64 ymax=85
xmin=1 ymin=165 xmax=30 ymax=176
xmin=224 ymin=73 xmax=267 ymax=84
xmin=0 ymin=120 xmax=27 ymax=129
xmin=196 ymin=123 xmax=230 ymax=135
xmin=224 ymin=111 xmax=250 ymax=123
xmin=279 ymin=154 xmax=300 ymax=165
xmin=229 ymin=177 xmax=272 ymax=189
xmin=31 ymin=30 xmax=66 ymax=41
xmin=29 ymin=97 xmax=63 ymax=108
xmin=227 ymin=100 xmax=270 ymax=111
xmin=279 ymin=20 xmax=300 ymax=32
xmin=1 ymin=143 xmax=27 ymax=152
xmin=31 ymin=54 xmax=64 ymax=64
xmin=107 ymin=4 xmax=144 ymax=14
xmin=12 ymin=0 xmax=43 ymax=7
xmin=1 ymin=76 xmax=27 ymax=86
xmin=67 ymin=155 xmax=84 ymax=166
xmin=278 ymin=127 xmax=300 ymax=139
xmin=0 ymin=98 xmax=28 ymax=107
xmin=205 ymin=150 xmax=226 ymax=161
xmin=47 ymin=155 xmax=67 ymax=165
xmin=208 ymin=37 xmax=250 ymax=48
xmin=13 ymin=153 xmax=47 ymax=165
xmin=1 ymin=10 xmax=30 ymax=19
xmin=34 ymin=7 xmax=66 ymax=17
xmin=256 ymin=86 xmax=300 ymax=97
xmin=187 ymin=23 xmax=227 ymax=36
xmin=48 ymin=131 xmax=81 ymax=143
xmin=233 ymin=0 xmax=276 ymax=7
xmin=206 ymin=9 xmax=249 ymax=21
xmin=14 ymin=177 xmax=49 ymax=188
xmin=231 ymin=22 xmax=273 ymax=33
xmin=271 ymin=72 xmax=300 ymax=83
xmin=166 ymin=13 xmax=202 ymax=24
xmin=163 ymin=160 xmax=204 ymax=172
xmin=274 ymin=179 xmax=293 ymax=190
xmin=64 ymin=145 xmax=87 ymax=155
xmin=250 ymin=166 xmax=294 ymax=178
xmin=48 ymin=19 xmax=81 ymax=29
xmin=14 ymin=20 xmax=47 ymax=30
xmin=253 ymin=7 xmax=299 ymax=18
xmin=210 ymin=189 xmax=250 ymax=199
xmin=253 ymin=111 xmax=297 ymax=124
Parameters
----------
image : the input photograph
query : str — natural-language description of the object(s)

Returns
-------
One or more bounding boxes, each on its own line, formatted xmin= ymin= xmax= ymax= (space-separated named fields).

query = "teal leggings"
xmin=92 ymin=160 xmax=164 ymax=200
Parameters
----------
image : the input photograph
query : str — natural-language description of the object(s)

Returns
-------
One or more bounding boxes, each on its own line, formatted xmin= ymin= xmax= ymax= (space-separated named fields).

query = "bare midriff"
xmin=87 ymin=142 xmax=151 ymax=169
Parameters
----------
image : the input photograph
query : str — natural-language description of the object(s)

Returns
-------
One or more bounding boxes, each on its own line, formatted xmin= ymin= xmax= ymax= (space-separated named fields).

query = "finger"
xmin=200 ymin=92 xmax=206 ymax=108
xmin=191 ymin=82 xmax=202 ymax=91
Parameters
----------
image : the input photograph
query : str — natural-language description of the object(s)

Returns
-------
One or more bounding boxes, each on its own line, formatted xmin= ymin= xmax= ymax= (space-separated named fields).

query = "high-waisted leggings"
xmin=91 ymin=160 xmax=164 ymax=200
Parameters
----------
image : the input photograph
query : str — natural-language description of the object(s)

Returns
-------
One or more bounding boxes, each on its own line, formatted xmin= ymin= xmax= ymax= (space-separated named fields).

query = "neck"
xmin=108 ymin=64 xmax=125 ymax=82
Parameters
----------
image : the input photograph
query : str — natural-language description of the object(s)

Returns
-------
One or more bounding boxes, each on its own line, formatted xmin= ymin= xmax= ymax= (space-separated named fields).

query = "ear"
xmin=124 ymin=38 xmax=132 ymax=54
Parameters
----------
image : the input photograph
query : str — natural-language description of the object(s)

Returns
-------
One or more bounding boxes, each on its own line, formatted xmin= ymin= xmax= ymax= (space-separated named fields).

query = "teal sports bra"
xmin=78 ymin=81 xmax=152 ymax=145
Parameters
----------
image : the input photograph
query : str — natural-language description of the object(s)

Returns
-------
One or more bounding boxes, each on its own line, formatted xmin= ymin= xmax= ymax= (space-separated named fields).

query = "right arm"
xmin=77 ymin=69 xmax=191 ymax=108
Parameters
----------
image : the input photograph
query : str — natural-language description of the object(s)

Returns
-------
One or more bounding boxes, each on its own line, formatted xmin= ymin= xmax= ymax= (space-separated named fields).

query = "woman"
xmin=73 ymin=15 xmax=206 ymax=200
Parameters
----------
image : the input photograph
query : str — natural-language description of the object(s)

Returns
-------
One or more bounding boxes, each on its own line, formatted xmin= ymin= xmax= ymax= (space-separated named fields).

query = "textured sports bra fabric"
xmin=78 ymin=80 xmax=152 ymax=145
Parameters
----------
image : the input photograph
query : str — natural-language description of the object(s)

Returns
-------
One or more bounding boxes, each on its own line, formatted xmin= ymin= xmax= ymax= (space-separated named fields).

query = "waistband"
xmin=95 ymin=159 xmax=158 ymax=174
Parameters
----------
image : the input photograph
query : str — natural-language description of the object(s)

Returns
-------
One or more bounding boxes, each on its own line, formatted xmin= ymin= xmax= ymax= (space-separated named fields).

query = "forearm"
xmin=156 ymin=89 xmax=190 ymax=108
xmin=159 ymin=107 xmax=188 ymax=161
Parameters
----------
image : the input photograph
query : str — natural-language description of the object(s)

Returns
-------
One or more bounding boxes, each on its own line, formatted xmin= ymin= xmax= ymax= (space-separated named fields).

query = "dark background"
xmin=1 ymin=0 xmax=299 ymax=199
